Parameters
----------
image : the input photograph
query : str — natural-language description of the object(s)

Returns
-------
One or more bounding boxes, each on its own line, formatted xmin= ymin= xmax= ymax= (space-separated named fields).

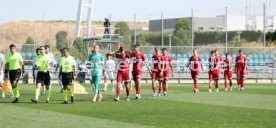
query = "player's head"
xmin=210 ymin=50 xmax=215 ymax=57
xmin=214 ymin=49 xmax=219 ymax=56
xmin=9 ymin=44 xmax=17 ymax=54
xmin=162 ymin=48 xmax=167 ymax=55
xmin=225 ymin=53 xmax=231 ymax=59
xmin=45 ymin=45 xmax=50 ymax=53
xmin=134 ymin=44 xmax=140 ymax=52
xmin=62 ymin=47 xmax=70 ymax=57
xmin=36 ymin=48 xmax=41 ymax=55
xmin=154 ymin=47 xmax=161 ymax=55
xmin=93 ymin=45 xmax=100 ymax=54
xmin=59 ymin=48 xmax=63 ymax=55
xmin=40 ymin=46 xmax=46 ymax=55
xmin=238 ymin=49 xmax=243 ymax=56
xmin=106 ymin=53 xmax=111 ymax=60
xmin=192 ymin=49 xmax=198 ymax=56
xmin=119 ymin=46 xmax=124 ymax=53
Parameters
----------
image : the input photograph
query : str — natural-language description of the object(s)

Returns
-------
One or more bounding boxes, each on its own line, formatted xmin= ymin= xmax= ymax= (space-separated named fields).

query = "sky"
xmin=0 ymin=0 xmax=275 ymax=23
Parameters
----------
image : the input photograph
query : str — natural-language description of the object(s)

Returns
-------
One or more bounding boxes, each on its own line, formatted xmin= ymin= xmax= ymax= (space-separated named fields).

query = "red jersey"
xmin=131 ymin=52 xmax=145 ymax=72
xmin=163 ymin=54 xmax=172 ymax=72
xmin=216 ymin=56 xmax=223 ymax=69
xmin=116 ymin=53 xmax=130 ymax=71
xmin=189 ymin=56 xmax=202 ymax=72
xmin=152 ymin=55 xmax=164 ymax=71
xmin=236 ymin=55 xmax=247 ymax=70
xmin=209 ymin=57 xmax=218 ymax=72
xmin=223 ymin=59 xmax=234 ymax=72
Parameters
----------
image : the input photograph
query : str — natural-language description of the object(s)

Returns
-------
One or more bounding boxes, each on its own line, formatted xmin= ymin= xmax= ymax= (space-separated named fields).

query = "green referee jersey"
xmin=6 ymin=52 xmax=23 ymax=70
xmin=60 ymin=55 xmax=76 ymax=73
xmin=36 ymin=54 xmax=51 ymax=72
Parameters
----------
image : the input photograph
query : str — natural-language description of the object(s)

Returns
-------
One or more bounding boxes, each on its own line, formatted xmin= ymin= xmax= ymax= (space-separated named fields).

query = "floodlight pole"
xmin=161 ymin=12 xmax=164 ymax=48
xmin=134 ymin=13 xmax=137 ymax=45
xmin=263 ymin=3 xmax=266 ymax=48
xmin=191 ymin=9 xmax=194 ymax=50
xmin=225 ymin=7 xmax=228 ymax=53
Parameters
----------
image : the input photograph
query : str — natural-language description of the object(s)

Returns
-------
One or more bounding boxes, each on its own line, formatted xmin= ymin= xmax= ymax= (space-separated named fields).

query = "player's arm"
xmin=19 ymin=55 xmax=24 ymax=76
xmin=169 ymin=60 xmax=174 ymax=77
xmin=143 ymin=61 xmax=152 ymax=75
xmin=0 ymin=58 xmax=6 ymax=75
xmin=73 ymin=62 xmax=77 ymax=79
xmin=234 ymin=60 xmax=237 ymax=74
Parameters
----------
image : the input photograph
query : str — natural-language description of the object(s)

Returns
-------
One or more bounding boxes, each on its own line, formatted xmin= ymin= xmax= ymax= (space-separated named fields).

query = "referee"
xmin=31 ymin=46 xmax=51 ymax=103
xmin=59 ymin=48 xmax=77 ymax=104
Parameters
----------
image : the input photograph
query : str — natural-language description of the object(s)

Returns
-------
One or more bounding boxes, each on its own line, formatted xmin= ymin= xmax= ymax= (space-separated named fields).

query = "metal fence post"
xmin=272 ymin=70 xmax=274 ymax=83
xmin=256 ymin=69 xmax=259 ymax=83
xmin=178 ymin=71 xmax=180 ymax=84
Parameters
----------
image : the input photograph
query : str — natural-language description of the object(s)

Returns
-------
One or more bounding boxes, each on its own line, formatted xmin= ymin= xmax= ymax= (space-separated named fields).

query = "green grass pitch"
xmin=0 ymin=83 xmax=276 ymax=128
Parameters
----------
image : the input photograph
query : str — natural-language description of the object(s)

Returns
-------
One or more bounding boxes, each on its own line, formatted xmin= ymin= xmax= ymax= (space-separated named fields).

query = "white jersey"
xmin=105 ymin=59 xmax=116 ymax=72
xmin=46 ymin=52 xmax=55 ymax=65
xmin=0 ymin=54 xmax=5 ymax=70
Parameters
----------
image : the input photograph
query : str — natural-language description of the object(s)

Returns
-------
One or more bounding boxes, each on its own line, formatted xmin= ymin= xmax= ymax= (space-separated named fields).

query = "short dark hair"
xmin=225 ymin=53 xmax=229 ymax=56
xmin=162 ymin=48 xmax=167 ymax=51
xmin=63 ymin=47 xmax=69 ymax=52
xmin=45 ymin=45 xmax=50 ymax=49
xmin=9 ymin=44 xmax=16 ymax=48
xmin=134 ymin=44 xmax=140 ymax=48
xmin=36 ymin=48 xmax=40 ymax=54
xmin=60 ymin=49 xmax=63 ymax=52
xmin=210 ymin=50 xmax=215 ymax=54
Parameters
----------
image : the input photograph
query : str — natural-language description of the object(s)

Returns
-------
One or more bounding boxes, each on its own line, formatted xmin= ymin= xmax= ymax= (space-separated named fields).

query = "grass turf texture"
xmin=0 ymin=83 xmax=276 ymax=128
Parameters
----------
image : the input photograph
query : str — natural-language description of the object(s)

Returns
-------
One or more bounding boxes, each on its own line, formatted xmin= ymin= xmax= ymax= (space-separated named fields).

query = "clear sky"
xmin=0 ymin=0 xmax=275 ymax=23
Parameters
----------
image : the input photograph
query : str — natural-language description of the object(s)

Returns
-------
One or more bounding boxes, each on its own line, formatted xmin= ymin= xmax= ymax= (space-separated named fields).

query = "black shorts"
xmin=62 ymin=72 xmax=73 ymax=87
xmin=36 ymin=71 xmax=51 ymax=86
xmin=9 ymin=69 xmax=21 ymax=84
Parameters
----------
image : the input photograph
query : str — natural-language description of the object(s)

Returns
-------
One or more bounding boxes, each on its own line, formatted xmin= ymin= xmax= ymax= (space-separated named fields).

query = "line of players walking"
xmin=0 ymin=43 xmax=247 ymax=104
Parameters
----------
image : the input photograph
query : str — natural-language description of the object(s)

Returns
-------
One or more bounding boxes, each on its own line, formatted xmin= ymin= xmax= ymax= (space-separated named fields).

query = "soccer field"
xmin=0 ymin=83 xmax=276 ymax=128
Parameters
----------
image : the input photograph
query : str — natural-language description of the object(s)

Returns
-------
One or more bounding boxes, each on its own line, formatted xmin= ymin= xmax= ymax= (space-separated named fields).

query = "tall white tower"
xmin=246 ymin=0 xmax=256 ymax=30
xmin=74 ymin=0 xmax=95 ymax=39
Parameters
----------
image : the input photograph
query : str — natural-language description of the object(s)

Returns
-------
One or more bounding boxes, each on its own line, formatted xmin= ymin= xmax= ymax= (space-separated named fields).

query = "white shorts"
xmin=0 ymin=72 xmax=4 ymax=84
xmin=105 ymin=71 xmax=115 ymax=80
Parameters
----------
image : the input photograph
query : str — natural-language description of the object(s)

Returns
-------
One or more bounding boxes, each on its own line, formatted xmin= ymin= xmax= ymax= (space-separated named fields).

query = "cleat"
xmin=114 ymin=97 xmax=120 ymax=101
xmin=238 ymin=86 xmax=241 ymax=91
xmin=153 ymin=92 xmax=157 ymax=97
xmin=62 ymin=101 xmax=68 ymax=104
xmin=216 ymin=88 xmax=219 ymax=92
xmin=208 ymin=89 xmax=212 ymax=92
xmin=224 ymin=88 xmax=228 ymax=92
xmin=230 ymin=87 xmax=233 ymax=91
xmin=126 ymin=96 xmax=130 ymax=101
xmin=158 ymin=93 xmax=161 ymax=97
xmin=91 ymin=100 xmax=96 ymax=103
xmin=46 ymin=100 xmax=49 ymax=104
xmin=12 ymin=98 xmax=19 ymax=103
xmin=70 ymin=96 xmax=74 ymax=103
xmin=194 ymin=89 xmax=199 ymax=93
xmin=31 ymin=99 xmax=37 ymax=104
xmin=112 ymin=89 xmax=115 ymax=92
xmin=98 ymin=95 xmax=103 ymax=102
xmin=241 ymin=87 xmax=244 ymax=91
xmin=164 ymin=92 xmax=167 ymax=96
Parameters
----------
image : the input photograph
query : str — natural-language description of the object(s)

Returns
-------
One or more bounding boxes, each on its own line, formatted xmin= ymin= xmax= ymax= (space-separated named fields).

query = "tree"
xmin=21 ymin=36 xmax=36 ymax=53
xmin=114 ymin=22 xmax=131 ymax=49
xmin=172 ymin=18 xmax=192 ymax=46
xmin=55 ymin=31 xmax=68 ymax=50
xmin=72 ymin=37 xmax=88 ymax=60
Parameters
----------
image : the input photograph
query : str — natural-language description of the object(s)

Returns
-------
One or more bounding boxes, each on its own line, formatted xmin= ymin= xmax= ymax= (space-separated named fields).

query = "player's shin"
xmin=63 ymin=89 xmax=68 ymax=101
xmin=46 ymin=86 xmax=51 ymax=101
xmin=35 ymin=83 xmax=41 ymax=100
